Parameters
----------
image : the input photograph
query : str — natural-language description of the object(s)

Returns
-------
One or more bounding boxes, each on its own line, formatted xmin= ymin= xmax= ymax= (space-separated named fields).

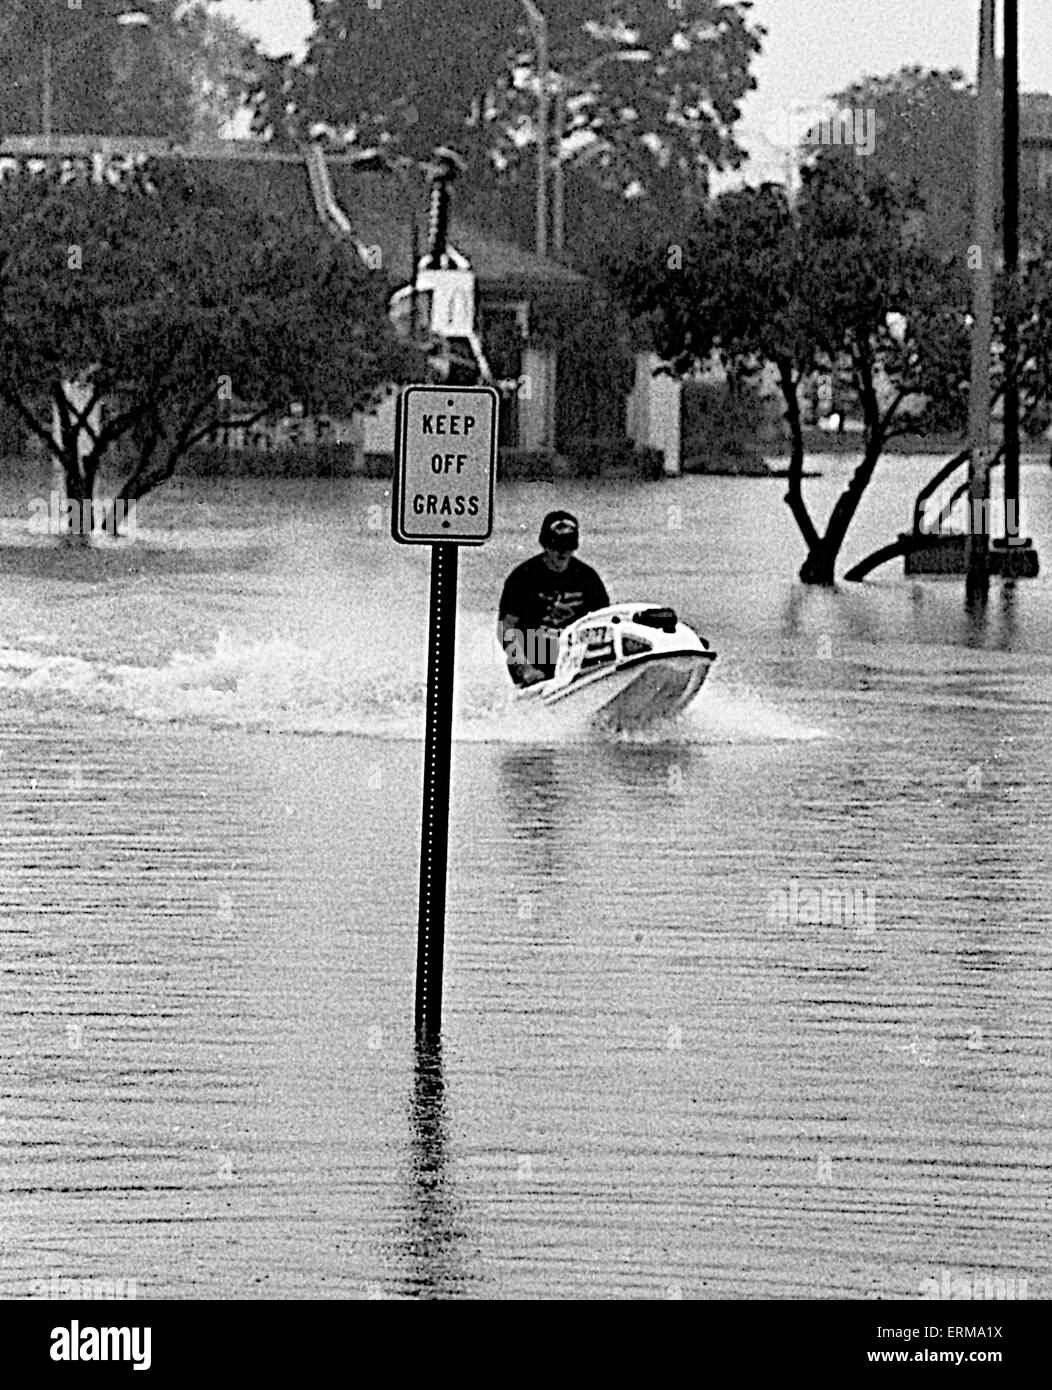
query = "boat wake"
xmin=0 ymin=634 xmax=827 ymax=745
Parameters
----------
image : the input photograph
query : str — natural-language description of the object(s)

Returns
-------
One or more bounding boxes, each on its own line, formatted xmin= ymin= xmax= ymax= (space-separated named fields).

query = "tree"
xmin=828 ymin=68 xmax=978 ymax=267
xmin=1017 ymin=208 xmax=1052 ymax=448
xmin=0 ymin=154 xmax=416 ymax=536
xmin=0 ymin=0 xmax=257 ymax=141
xmin=258 ymin=1 xmax=763 ymax=202
xmin=1 ymin=0 xmax=110 ymax=135
xmin=828 ymin=67 xmax=1052 ymax=277
xmin=610 ymin=154 xmax=974 ymax=584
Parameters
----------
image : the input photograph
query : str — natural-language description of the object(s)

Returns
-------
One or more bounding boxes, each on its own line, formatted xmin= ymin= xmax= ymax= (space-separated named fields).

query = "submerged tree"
xmin=610 ymin=153 xmax=974 ymax=583
xmin=0 ymin=156 xmax=415 ymax=536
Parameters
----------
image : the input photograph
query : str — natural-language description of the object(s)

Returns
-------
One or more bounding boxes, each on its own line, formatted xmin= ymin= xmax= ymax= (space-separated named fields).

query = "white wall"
xmin=626 ymin=353 xmax=681 ymax=475
xmin=361 ymin=388 xmax=398 ymax=455
xmin=520 ymin=348 xmax=556 ymax=451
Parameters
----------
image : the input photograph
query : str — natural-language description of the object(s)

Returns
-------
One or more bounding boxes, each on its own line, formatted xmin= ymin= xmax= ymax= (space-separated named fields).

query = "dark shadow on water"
xmin=498 ymin=741 xmax=700 ymax=881
xmin=963 ymin=588 xmax=990 ymax=646
xmin=0 ymin=538 xmax=271 ymax=582
xmin=393 ymin=1038 xmax=477 ymax=1298
xmin=994 ymin=580 xmax=1019 ymax=650
xmin=498 ymin=746 xmax=564 ymax=877
xmin=782 ymin=571 xmax=1038 ymax=660
xmin=781 ymin=583 xmax=805 ymax=641
xmin=590 ymin=736 xmax=699 ymax=786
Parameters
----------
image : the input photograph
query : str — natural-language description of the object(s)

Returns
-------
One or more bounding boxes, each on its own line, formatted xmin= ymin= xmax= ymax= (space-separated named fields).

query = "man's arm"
xmin=587 ymin=569 xmax=610 ymax=612
xmin=497 ymin=611 xmax=545 ymax=685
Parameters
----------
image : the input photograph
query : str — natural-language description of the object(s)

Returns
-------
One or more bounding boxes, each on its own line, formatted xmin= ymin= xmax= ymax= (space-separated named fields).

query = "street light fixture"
xmin=519 ymin=0 xmax=549 ymax=257
xmin=518 ymin=4 xmax=649 ymax=258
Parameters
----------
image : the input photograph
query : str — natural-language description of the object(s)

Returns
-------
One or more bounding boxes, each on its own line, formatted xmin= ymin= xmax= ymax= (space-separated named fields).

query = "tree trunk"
xmin=820 ymin=439 xmax=884 ymax=558
xmin=106 ymin=419 xmax=166 ymax=530
xmin=778 ymin=360 xmax=829 ymax=582
xmin=793 ymin=351 xmax=896 ymax=585
xmin=796 ymin=433 xmax=885 ymax=586
xmin=61 ymin=441 xmax=91 ymax=546
xmin=798 ymin=547 xmax=838 ymax=586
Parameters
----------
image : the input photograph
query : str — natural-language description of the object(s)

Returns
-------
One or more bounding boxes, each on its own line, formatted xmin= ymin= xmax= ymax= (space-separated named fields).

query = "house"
xmin=322 ymin=150 xmax=591 ymax=455
xmin=1022 ymin=93 xmax=1052 ymax=194
xmin=318 ymin=149 xmax=664 ymax=465
xmin=1 ymin=134 xmax=679 ymax=472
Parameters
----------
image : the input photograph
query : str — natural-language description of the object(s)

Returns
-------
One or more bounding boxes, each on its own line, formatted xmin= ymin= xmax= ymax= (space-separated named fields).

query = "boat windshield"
xmin=576 ymin=622 xmax=615 ymax=670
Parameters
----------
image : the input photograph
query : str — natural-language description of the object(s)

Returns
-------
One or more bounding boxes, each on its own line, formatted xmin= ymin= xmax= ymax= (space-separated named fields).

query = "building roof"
xmin=325 ymin=161 xmax=586 ymax=297
xmin=0 ymin=136 xmax=588 ymax=301
xmin=0 ymin=137 xmax=330 ymax=238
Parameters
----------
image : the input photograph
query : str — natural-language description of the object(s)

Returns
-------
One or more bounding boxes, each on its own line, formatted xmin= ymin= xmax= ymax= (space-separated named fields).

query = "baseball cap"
xmin=539 ymin=510 xmax=579 ymax=552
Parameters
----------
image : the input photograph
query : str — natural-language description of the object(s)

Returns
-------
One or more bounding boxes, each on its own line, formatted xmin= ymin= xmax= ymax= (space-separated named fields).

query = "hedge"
xmin=172 ymin=439 xmax=665 ymax=482
xmin=178 ymin=443 xmax=366 ymax=479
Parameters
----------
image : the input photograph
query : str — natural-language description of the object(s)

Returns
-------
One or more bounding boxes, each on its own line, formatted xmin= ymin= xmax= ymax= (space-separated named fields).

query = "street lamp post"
xmin=519 ymin=1 xmax=648 ymax=261
xmin=549 ymin=49 xmax=648 ymax=256
xmin=553 ymin=78 xmax=566 ymax=255
xmin=520 ymin=0 xmax=549 ymax=257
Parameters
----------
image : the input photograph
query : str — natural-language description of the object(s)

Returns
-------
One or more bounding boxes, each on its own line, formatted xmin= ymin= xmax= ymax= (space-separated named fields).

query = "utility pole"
xmin=1001 ymin=0 xmax=1020 ymax=544
xmin=549 ymin=51 xmax=647 ymax=257
xmin=965 ymin=0 xmax=998 ymax=603
xmin=552 ymin=80 xmax=566 ymax=256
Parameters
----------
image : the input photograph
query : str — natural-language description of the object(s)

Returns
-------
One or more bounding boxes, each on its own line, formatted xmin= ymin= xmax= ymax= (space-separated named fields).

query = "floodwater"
xmin=0 ymin=456 xmax=1049 ymax=1300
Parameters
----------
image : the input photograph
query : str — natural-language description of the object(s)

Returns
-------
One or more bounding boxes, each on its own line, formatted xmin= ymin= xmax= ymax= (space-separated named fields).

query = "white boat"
xmin=513 ymin=603 xmax=717 ymax=732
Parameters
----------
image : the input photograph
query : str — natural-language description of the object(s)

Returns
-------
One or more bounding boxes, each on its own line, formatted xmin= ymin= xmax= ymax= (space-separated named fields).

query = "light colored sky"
xmin=735 ymin=0 xmax=1052 ymax=182
xmin=218 ymin=0 xmax=1052 ymax=181
xmin=217 ymin=0 xmax=312 ymax=59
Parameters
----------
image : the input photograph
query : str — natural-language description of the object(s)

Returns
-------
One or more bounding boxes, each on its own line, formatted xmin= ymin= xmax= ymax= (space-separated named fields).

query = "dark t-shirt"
xmin=498 ymin=553 xmax=609 ymax=679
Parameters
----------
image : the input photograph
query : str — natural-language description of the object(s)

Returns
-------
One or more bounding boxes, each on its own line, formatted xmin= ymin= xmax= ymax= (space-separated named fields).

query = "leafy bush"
xmin=497 ymin=449 xmax=565 ymax=481
xmin=179 ymin=443 xmax=367 ymax=479
xmin=561 ymin=437 xmax=664 ymax=479
xmin=680 ymin=379 xmax=772 ymax=473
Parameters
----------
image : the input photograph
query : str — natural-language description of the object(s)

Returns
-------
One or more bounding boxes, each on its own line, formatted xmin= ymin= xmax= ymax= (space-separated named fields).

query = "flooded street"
xmin=1 ymin=458 xmax=1050 ymax=1298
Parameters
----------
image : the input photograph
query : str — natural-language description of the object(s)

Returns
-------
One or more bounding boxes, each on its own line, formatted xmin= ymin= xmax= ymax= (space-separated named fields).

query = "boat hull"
xmin=515 ymin=649 xmax=715 ymax=731
xmin=508 ymin=602 xmax=717 ymax=732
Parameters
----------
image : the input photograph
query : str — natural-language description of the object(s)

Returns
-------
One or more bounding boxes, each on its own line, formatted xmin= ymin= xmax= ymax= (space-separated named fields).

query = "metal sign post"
xmin=392 ymin=384 xmax=498 ymax=1039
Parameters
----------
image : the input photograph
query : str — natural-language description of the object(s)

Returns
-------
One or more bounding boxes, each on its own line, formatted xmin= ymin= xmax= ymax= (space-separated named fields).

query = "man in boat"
xmin=497 ymin=511 xmax=609 ymax=687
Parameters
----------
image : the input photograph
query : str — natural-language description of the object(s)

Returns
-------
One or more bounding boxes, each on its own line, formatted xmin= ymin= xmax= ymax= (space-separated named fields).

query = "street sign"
xmin=392 ymin=384 xmax=498 ymax=545
xmin=390 ymin=383 xmax=498 ymax=1038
